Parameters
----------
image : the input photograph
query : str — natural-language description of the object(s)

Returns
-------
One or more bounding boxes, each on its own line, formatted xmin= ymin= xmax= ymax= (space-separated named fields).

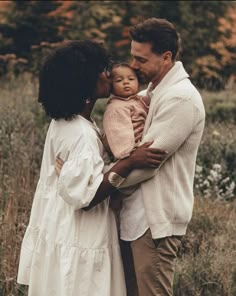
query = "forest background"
xmin=0 ymin=1 xmax=235 ymax=295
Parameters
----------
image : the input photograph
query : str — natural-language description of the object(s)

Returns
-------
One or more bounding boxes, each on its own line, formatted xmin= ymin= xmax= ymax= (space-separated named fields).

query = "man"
xmin=118 ymin=18 xmax=205 ymax=296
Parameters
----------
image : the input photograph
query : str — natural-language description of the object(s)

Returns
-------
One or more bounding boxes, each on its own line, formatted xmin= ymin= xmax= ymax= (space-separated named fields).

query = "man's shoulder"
xmin=150 ymin=79 xmax=204 ymax=116
xmin=162 ymin=79 xmax=201 ymax=101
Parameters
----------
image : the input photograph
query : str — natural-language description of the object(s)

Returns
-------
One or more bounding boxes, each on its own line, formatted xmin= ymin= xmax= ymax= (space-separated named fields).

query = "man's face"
xmin=130 ymin=41 xmax=172 ymax=88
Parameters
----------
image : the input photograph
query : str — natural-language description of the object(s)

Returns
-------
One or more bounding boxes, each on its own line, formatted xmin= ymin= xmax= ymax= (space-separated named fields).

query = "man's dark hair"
xmin=38 ymin=40 xmax=110 ymax=120
xmin=129 ymin=18 xmax=181 ymax=61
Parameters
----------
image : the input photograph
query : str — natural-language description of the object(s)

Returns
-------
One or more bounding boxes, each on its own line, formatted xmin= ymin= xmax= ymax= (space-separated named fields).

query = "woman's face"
xmin=94 ymin=72 xmax=111 ymax=99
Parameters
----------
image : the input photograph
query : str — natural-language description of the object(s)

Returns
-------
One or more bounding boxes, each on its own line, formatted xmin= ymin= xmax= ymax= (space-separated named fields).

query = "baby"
xmin=103 ymin=63 xmax=150 ymax=212
xmin=103 ymin=63 xmax=150 ymax=160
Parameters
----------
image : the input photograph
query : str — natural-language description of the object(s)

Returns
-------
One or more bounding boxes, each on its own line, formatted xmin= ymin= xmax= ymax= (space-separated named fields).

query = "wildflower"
xmin=212 ymin=130 xmax=220 ymax=137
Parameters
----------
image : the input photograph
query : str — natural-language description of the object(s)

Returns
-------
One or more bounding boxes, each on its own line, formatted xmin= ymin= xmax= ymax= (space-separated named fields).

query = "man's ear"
xmin=163 ymin=51 xmax=172 ymax=62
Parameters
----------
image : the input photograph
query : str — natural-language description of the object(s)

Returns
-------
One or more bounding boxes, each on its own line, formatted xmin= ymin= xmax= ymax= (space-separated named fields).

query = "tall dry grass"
xmin=0 ymin=75 xmax=48 ymax=295
xmin=0 ymin=75 xmax=235 ymax=295
xmin=175 ymin=198 xmax=236 ymax=295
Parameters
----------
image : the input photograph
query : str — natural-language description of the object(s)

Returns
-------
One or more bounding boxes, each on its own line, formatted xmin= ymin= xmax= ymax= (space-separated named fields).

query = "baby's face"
xmin=111 ymin=66 xmax=139 ymax=98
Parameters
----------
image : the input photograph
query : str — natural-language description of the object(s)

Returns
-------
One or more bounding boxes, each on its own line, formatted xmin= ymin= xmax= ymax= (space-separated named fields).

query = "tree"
xmin=0 ymin=0 xmax=235 ymax=88
xmin=177 ymin=1 xmax=232 ymax=89
xmin=110 ymin=1 xmax=233 ymax=89
xmin=63 ymin=1 xmax=126 ymax=60
xmin=0 ymin=1 xmax=66 ymax=58
xmin=194 ymin=4 xmax=236 ymax=89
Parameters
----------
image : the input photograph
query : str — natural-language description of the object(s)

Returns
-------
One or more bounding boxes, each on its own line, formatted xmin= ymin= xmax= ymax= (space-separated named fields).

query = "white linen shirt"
xmin=119 ymin=61 xmax=205 ymax=241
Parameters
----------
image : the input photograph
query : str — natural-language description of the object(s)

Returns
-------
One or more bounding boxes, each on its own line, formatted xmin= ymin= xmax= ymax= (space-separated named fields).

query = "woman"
xmin=17 ymin=40 xmax=166 ymax=296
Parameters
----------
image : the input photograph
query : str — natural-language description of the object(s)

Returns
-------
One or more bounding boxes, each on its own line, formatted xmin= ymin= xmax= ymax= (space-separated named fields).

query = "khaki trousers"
xmin=121 ymin=229 xmax=182 ymax=296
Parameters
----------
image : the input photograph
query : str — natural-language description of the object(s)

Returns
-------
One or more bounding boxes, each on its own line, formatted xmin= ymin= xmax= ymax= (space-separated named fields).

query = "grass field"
xmin=0 ymin=75 xmax=235 ymax=295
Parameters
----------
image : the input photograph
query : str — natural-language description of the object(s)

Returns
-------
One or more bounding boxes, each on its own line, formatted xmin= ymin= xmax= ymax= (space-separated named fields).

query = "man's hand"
xmin=55 ymin=155 xmax=65 ymax=176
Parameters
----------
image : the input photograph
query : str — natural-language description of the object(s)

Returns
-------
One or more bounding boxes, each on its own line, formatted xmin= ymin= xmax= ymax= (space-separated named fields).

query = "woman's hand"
xmin=109 ymin=191 xmax=123 ymax=211
xmin=55 ymin=155 xmax=65 ymax=176
xmin=101 ymin=134 xmax=113 ymax=155
xmin=129 ymin=141 xmax=168 ymax=169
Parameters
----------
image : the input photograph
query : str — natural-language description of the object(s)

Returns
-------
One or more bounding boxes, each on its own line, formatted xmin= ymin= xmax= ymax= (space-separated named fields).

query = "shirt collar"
xmin=146 ymin=82 xmax=155 ymax=99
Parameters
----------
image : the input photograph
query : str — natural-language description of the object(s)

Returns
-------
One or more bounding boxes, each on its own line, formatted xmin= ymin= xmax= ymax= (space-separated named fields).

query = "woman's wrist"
xmin=108 ymin=172 xmax=125 ymax=188
xmin=126 ymin=151 xmax=136 ymax=170
xmin=109 ymin=155 xmax=133 ymax=179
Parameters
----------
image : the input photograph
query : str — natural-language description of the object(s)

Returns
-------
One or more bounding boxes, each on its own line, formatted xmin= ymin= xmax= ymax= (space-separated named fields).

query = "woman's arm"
xmin=56 ymin=142 xmax=167 ymax=210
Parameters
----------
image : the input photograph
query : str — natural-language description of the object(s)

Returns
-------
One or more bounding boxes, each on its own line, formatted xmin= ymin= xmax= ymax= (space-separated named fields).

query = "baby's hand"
xmin=55 ymin=155 xmax=64 ymax=176
xmin=132 ymin=120 xmax=144 ymax=143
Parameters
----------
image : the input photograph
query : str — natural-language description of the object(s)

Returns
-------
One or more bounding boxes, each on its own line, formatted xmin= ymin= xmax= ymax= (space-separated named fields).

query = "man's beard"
xmin=135 ymin=70 xmax=150 ymax=85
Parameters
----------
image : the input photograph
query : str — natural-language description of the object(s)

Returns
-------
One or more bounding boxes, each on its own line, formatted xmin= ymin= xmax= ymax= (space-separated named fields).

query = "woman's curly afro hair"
xmin=38 ymin=40 xmax=110 ymax=120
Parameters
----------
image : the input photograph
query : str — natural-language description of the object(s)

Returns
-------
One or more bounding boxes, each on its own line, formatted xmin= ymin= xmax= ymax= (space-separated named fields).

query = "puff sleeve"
xmin=57 ymin=152 xmax=104 ymax=210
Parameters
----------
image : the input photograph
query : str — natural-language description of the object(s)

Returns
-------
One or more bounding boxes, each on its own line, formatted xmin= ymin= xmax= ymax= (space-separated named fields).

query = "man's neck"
xmin=152 ymin=62 xmax=175 ymax=89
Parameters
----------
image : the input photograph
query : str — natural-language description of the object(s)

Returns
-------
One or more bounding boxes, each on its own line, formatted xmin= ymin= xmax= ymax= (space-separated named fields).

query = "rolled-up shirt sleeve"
xmin=57 ymin=152 xmax=104 ymax=210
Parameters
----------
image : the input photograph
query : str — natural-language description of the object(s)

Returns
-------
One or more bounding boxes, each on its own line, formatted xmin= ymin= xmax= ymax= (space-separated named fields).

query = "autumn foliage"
xmin=0 ymin=1 xmax=236 ymax=89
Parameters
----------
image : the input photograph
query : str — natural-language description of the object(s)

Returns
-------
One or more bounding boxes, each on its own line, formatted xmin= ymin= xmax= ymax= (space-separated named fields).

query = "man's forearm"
xmin=119 ymin=167 xmax=157 ymax=189
xmin=104 ymin=161 xmax=158 ymax=189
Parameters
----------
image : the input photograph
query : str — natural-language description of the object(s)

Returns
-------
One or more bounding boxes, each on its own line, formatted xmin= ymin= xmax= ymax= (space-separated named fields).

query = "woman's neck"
xmin=80 ymin=99 xmax=96 ymax=122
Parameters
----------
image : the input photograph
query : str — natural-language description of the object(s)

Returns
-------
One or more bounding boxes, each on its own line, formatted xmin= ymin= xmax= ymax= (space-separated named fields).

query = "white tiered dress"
xmin=17 ymin=115 xmax=126 ymax=296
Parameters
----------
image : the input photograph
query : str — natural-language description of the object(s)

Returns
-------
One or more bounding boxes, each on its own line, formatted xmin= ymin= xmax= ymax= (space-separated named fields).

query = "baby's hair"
xmin=110 ymin=62 xmax=137 ymax=77
xmin=110 ymin=62 xmax=139 ymax=82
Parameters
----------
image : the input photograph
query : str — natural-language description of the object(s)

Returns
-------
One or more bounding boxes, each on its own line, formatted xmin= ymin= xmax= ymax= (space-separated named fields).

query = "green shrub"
xmin=201 ymin=90 xmax=236 ymax=123
xmin=197 ymin=122 xmax=236 ymax=187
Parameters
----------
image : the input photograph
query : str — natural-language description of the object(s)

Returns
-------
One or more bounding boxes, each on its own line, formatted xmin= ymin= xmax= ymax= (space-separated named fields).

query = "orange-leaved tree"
xmin=193 ymin=4 xmax=236 ymax=89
